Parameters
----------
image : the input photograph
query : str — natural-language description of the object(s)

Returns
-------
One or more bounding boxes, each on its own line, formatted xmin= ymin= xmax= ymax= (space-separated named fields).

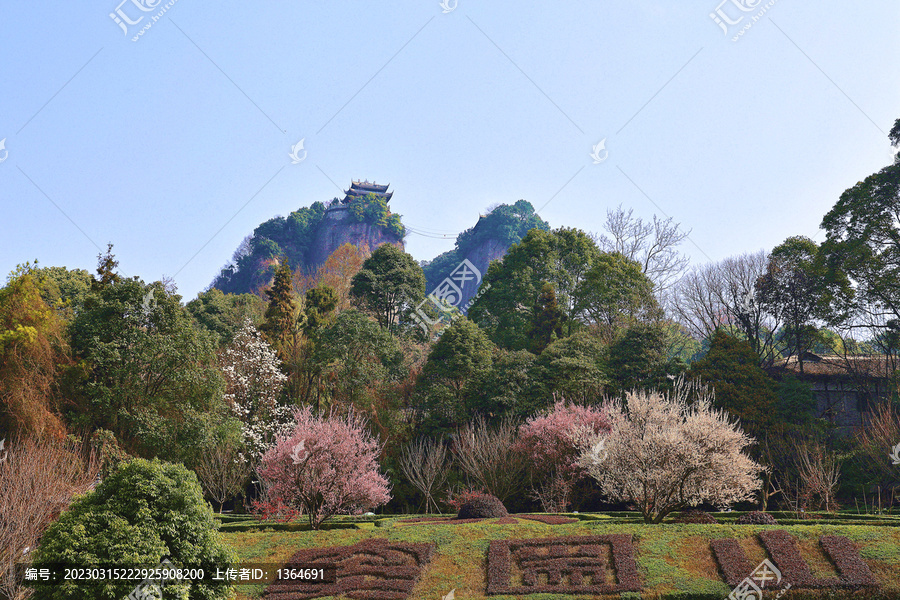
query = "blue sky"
xmin=1 ymin=0 xmax=898 ymax=300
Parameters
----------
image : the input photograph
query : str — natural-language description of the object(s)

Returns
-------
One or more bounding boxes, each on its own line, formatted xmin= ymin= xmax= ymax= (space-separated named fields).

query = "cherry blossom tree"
xmin=257 ymin=406 xmax=391 ymax=529
xmin=515 ymin=401 xmax=610 ymax=512
xmin=220 ymin=319 xmax=291 ymax=465
xmin=580 ymin=382 xmax=763 ymax=523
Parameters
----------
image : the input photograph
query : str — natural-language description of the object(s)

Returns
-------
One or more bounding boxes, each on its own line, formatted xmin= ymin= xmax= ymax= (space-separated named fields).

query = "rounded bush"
xmin=736 ymin=510 xmax=778 ymax=525
xmin=673 ymin=509 xmax=718 ymax=524
xmin=30 ymin=458 xmax=235 ymax=600
xmin=456 ymin=494 xmax=508 ymax=519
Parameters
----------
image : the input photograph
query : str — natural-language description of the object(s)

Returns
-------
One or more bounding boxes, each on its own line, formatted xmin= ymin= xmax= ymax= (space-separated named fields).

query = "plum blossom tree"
xmin=257 ymin=406 xmax=391 ymax=529
xmin=580 ymin=382 xmax=763 ymax=523
xmin=515 ymin=401 xmax=610 ymax=512
xmin=220 ymin=319 xmax=291 ymax=465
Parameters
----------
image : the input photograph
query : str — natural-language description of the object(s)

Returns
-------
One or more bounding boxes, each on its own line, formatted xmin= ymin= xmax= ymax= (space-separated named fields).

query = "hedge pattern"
xmin=759 ymin=530 xmax=878 ymax=589
xmin=264 ymin=538 xmax=435 ymax=600
xmin=710 ymin=538 xmax=758 ymax=587
xmin=486 ymin=534 xmax=640 ymax=595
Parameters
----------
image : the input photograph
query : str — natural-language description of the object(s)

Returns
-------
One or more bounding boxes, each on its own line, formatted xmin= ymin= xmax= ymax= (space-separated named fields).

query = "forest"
xmin=1 ymin=119 xmax=900 ymax=600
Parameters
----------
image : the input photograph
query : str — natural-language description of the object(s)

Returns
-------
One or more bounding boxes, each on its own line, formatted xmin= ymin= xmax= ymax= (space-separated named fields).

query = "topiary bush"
xmin=30 ymin=458 xmax=235 ymax=600
xmin=456 ymin=493 xmax=508 ymax=519
xmin=736 ymin=510 xmax=778 ymax=525
xmin=673 ymin=509 xmax=718 ymax=524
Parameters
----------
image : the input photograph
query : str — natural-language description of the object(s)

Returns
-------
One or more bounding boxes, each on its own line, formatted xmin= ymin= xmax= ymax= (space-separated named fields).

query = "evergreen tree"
xmin=260 ymin=259 xmax=298 ymax=350
xmin=528 ymin=282 xmax=565 ymax=354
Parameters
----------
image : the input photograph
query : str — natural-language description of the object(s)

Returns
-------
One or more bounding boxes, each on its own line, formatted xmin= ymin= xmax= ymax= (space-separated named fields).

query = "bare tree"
xmin=0 ymin=437 xmax=99 ymax=600
xmin=595 ymin=205 xmax=691 ymax=296
xmin=672 ymin=251 xmax=781 ymax=366
xmin=194 ymin=441 xmax=251 ymax=512
xmin=451 ymin=416 xmax=527 ymax=503
xmin=793 ymin=440 xmax=841 ymax=513
xmin=399 ymin=436 xmax=451 ymax=514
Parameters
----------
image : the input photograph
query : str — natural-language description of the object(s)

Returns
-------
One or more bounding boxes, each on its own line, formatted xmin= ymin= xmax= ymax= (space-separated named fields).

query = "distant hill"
xmin=211 ymin=181 xmax=404 ymax=294
xmin=421 ymin=200 xmax=550 ymax=311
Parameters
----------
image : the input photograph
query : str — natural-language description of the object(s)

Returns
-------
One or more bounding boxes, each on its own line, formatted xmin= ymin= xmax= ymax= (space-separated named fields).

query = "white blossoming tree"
xmin=580 ymin=384 xmax=764 ymax=523
xmin=220 ymin=319 xmax=292 ymax=465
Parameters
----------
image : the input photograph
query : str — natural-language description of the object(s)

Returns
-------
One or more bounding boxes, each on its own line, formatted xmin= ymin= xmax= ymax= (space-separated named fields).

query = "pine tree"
xmin=260 ymin=259 xmax=298 ymax=350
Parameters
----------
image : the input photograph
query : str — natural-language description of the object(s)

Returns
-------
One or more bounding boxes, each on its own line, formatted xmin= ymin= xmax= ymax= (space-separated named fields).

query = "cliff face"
xmin=307 ymin=207 xmax=404 ymax=268
xmin=454 ymin=237 xmax=507 ymax=309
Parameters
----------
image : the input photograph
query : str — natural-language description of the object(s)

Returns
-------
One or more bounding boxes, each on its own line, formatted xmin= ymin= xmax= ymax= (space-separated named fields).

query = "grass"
xmin=221 ymin=513 xmax=900 ymax=600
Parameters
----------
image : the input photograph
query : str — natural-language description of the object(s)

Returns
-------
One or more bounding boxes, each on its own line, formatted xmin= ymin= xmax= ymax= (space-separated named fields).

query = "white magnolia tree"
xmin=221 ymin=319 xmax=292 ymax=465
xmin=580 ymin=384 xmax=763 ymax=523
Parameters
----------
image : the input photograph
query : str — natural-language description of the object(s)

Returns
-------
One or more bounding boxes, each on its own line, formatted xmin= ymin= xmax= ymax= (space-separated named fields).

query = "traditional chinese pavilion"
xmin=342 ymin=180 xmax=393 ymax=204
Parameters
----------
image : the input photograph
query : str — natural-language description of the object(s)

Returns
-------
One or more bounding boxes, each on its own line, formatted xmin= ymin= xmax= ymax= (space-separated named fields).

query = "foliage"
xmin=186 ymin=288 xmax=266 ymax=346
xmin=533 ymin=331 xmax=607 ymax=403
xmin=607 ymin=322 xmax=674 ymax=396
xmin=260 ymin=259 xmax=300 ymax=351
xmin=256 ymin=406 xmax=391 ymax=529
xmin=68 ymin=269 xmax=226 ymax=463
xmin=415 ymin=318 xmax=496 ymax=431
xmin=303 ymin=284 xmax=338 ymax=331
xmin=468 ymin=349 xmax=542 ymax=420
xmin=574 ymin=251 xmax=661 ymax=341
xmin=776 ymin=375 xmax=816 ymax=426
xmin=469 ymin=228 xmax=600 ymax=350
xmin=311 ymin=309 xmax=404 ymax=412
xmin=735 ymin=510 xmax=778 ymax=524
xmin=688 ymin=330 xmax=779 ymax=432
xmin=0 ymin=265 xmax=69 ymax=440
xmin=527 ymin=282 xmax=565 ymax=354
xmin=580 ymin=384 xmax=764 ymax=523
xmin=30 ymin=458 xmax=235 ymax=600
xmin=33 ymin=265 xmax=93 ymax=320
xmin=515 ymin=401 xmax=610 ymax=512
xmin=219 ymin=319 xmax=290 ymax=465
xmin=455 ymin=200 xmax=549 ymax=260
xmin=211 ymin=202 xmax=327 ymax=294
xmin=350 ymin=243 xmax=426 ymax=335
xmin=348 ymin=192 xmax=405 ymax=238
xmin=301 ymin=242 xmax=371 ymax=313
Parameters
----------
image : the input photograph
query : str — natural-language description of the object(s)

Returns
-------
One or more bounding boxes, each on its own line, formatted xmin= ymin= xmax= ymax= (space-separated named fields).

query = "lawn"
xmin=219 ymin=512 xmax=900 ymax=600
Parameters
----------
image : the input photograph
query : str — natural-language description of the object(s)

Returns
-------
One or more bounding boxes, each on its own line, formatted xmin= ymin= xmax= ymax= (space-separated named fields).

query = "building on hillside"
xmin=342 ymin=180 xmax=392 ymax=204
xmin=776 ymin=352 xmax=898 ymax=431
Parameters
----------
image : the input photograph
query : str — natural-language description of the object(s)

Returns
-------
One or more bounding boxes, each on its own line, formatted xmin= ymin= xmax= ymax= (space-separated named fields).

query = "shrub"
xmin=456 ymin=493 xmax=508 ymax=519
xmin=673 ymin=509 xmax=718 ymax=524
xmin=30 ymin=458 xmax=235 ymax=600
xmin=736 ymin=510 xmax=778 ymax=525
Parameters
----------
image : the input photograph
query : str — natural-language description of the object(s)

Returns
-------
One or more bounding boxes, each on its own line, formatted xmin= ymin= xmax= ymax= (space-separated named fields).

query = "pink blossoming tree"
xmin=257 ymin=406 xmax=391 ymax=529
xmin=515 ymin=401 xmax=610 ymax=512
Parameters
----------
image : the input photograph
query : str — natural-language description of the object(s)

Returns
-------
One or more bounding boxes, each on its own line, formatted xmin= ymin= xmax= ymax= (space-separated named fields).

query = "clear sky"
xmin=1 ymin=0 xmax=898 ymax=300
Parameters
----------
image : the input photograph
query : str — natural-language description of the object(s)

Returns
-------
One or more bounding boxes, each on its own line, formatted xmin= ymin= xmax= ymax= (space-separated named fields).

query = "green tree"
xmin=820 ymin=119 xmax=900 ymax=331
xmin=607 ymin=323 xmax=674 ymax=396
xmin=469 ymin=350 xmax=542 ymax=420
xmin=469 ymin=228 xmax=600 ymax=350
xmin=688 ymin=330 xmax=779 ymax=432
xmin=350 ymin=244 xmax=426 ymax=335
xmin=187 ymin=288 xmax=266 ymax=346
xmin=415 ymin=318 xmax=495 ymax=431
xmin=527 ymin=282 xmax=565 ymax=354
xmin=304 ymin=284 xmax=339 ymax=332
xmin=535 ymin=331 xmax=608 ymax=403
xmin=756 ymin=236 xmax=850 ymax=371
xmin=575 ymin=252 xmax=661 ymax=342
xmin=30 ymin=459 xmax=235 ymax=600
xmin=94 ymin=243 xmax=121 ymax=289
xmin=312 ymin=310 xmax=403 ymax=411
xmin=68 ymin=276 xmax=226 ymax=463
xmin=260 ymin=259 xmax=299 ymax=350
